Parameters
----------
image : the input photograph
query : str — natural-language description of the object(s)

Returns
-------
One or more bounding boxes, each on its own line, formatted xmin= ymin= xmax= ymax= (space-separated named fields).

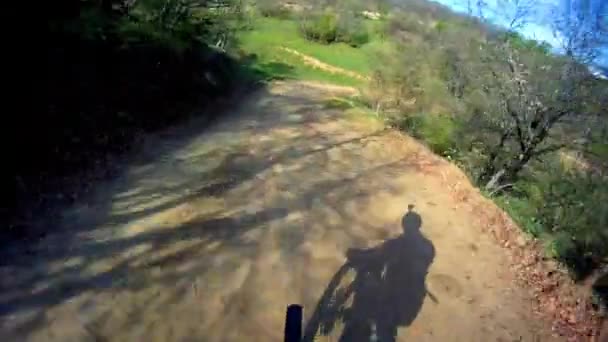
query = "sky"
xmin=427 ymin=0 xmax=608 ymax=67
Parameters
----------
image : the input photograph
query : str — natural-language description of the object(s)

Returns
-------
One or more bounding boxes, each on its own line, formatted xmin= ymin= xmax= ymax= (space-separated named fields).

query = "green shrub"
xmin=496 ymin=164 xmax=608 ymax=279
xmin=337 ymin=13 xmax=370 ymax=47
xmin=299 ymin=12 xmax=339 ymax=44
xmin=494 ymin=193 xmax=545 ymax=236
xmin=434 ymin=20 xmax=449 ymax=33
xmin=589 ymin=143 xmax=608 ymax=159
xmin=504 ymin=31 xmax=552 ymax=55
xmin=299 ymin=10 xmax=370 ymax=47
xmin=536 ymin=171 xmax=608 ymax=278
xmin=340 ymin=25 xmax=370 ymax=47
xmin=393 ymin=113 xmax=458 ymax=157
xmin=418 ymin=114 xmax=459 ymax=156
xmin=370 ymin=18 xmax=389 ymax=40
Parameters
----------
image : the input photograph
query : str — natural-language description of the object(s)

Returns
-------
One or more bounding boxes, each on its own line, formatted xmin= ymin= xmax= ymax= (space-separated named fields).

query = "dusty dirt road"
xmin=1 ymin=81 xmax=556 ymax=341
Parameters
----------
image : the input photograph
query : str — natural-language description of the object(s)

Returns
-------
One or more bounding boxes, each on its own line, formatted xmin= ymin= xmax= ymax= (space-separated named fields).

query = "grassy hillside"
xmin=237 ymin=17 xmax=387 ymax=86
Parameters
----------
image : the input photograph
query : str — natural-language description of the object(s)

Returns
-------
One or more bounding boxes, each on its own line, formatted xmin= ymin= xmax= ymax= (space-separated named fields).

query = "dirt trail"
xmin=1 ymin=81 xmax=556 ymax=341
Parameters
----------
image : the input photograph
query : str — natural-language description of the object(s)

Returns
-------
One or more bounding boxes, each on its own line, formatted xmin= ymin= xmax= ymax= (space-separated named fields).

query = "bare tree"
xmin=501 ymin=0 xmax=536 ymax=29
xmin=550 ymin=0 xmax=608 ymax=63
xmin=461 ymin=0 xmax=535 ymax=29
xmin=463 ymin=0 xmax=607 ymax=192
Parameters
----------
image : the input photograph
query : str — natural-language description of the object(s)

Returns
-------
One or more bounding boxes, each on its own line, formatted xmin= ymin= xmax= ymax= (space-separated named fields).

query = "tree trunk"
xmin=505 ymin=152 xmax=532 ymax=181
xmin=485 ymin=146 xmax=536 ymax=192
xmin=484 ymin=168 xmax=506 ymax=191
xmin=478 ymin=131 xmax=510 ymax=184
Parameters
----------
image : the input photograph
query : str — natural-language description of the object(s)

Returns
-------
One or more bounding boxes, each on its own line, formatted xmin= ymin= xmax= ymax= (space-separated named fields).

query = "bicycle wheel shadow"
xmin=302 ymin=205 xmax=436 ymax=342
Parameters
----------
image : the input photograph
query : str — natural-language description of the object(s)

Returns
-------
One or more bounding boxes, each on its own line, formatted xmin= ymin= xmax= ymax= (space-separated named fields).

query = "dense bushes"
xmin=254 ymin=0 xmax=375 ymax=47
xmin=502 ymin=166 xmax=608 ymax=279
xmin=299 ymin=10 xmax=370 ymax=47
xmin=336 ymin=12 xmax=370 ymax=47
xmin=390 ymin=113 xmax=459 ymax=157
xmin=299 ymin=11 xmax=339 ymax=43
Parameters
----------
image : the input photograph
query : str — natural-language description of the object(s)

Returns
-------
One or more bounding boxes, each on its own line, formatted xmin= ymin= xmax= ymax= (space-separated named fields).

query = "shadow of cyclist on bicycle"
xmin=303 ymin=204 xmax=435 ymax=342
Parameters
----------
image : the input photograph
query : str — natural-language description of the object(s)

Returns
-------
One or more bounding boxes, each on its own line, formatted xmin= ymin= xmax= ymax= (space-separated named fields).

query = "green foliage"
xmin=115 ymin=18 xmax=191 ymax=52
xmin=494 ymin=193 xmax=545 ymax=236
xmin=299 ymin=11 xmax=339 ymax=44
xmin=589 ymin=143 xmax=608 ymax=159
xmin=369 ymin=18 xmax=389 ymax=40
xmin=535 ymin=171 xmax=608 ymax=277
xmin=392 ymin=113 xmax=459 ymax=157
xmin=62 ymin=7 xmax=113 ymax=41
xmin=434 ymin=20 xmax=449 ymax=33
xmin=336 ymin=12 xmax=370 ymax=47
xmin=504 ymin=31 xmax=552 ymax=55
xmin=496 ymin=164 xmax=608 ymax=279
xmin=237 ymin=17 xmax=371 ymax=85
xmin=298 ymin=9 xmax=371 ymax=47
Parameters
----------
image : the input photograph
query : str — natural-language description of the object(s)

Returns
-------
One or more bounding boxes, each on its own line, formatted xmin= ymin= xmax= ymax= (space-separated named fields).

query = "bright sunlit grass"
xmin=237 ymin=17 xmax=387 ymax=86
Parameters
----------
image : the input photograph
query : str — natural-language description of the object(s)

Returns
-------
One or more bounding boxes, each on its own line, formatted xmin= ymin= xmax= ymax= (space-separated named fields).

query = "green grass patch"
xmin=488 ymin=171 xmax=608 ymax=280
xmin=589 ymin=143 xmax=608 ymax=159
xmin=492 ymin=194 xmax=544 ymax=237
xmin=237 ymin=17 xmax=383 ymax=85
xmin=241 ymin=46 xmax=365 ymax=86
